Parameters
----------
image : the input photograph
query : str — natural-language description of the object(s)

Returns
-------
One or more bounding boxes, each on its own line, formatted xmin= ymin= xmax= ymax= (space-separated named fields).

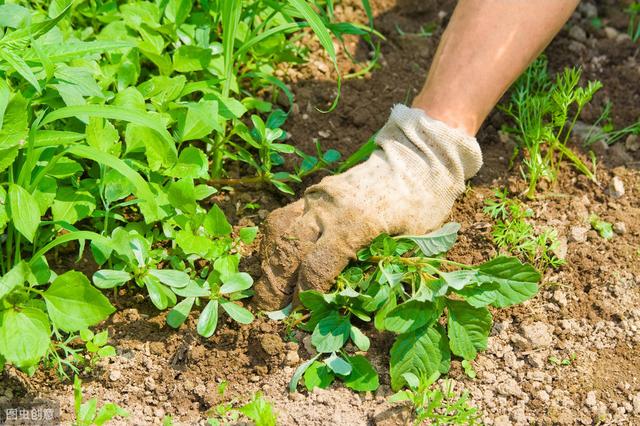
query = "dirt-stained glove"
xmin=253 ymin=104 xmax=483 ymax=310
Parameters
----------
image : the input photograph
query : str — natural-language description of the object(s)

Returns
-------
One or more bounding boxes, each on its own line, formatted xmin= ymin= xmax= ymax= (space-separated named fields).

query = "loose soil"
xmin=3 ymin=1 xmax=640 ymax=425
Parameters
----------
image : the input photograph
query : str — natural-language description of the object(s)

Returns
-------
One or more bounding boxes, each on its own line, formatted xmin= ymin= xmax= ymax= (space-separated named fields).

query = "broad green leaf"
xmin=304 ymin=361 xmax=335 ymax=390
xmin=0 ymin=307 xmax=50 ymax=369
xmin=349 ymin=325 xmax=370 ymax=351
xmin=220 ymin=272 xmax=253 ymax=294
xmin=126 ymin=123 xmax=177 ymax=171
xmin=311 ymin=312 xmax=351 ymax=353
xmin=143 ymin=276 xmax=176 ymax=310
xmin=173 ymin=46 xmax=212 ymax=73
xmin=342 ymin=355 xmax=379 ymax=392
xmin=397 ymin=222 xmax=460 ymax=256
xmin=102 ymin=169 xmax=134 ymax=205
xmin=384 ymin=300 xmax=442 ymax=334
xmin=168 ymin=178 xmax=197 ymax=215
xmin=446 ymin=300 xmax=492 ymax=360
xmin=204 ymin=204 xmax=232 ymax=237
xmin=8 ymin=184 xmax=40 ymax=242
xmin=478 ymin=256 xmax=540 ymax=307
xmin=0 ymin=48 xmax=40 ymax=92
xmin=220 ymin=300 xmax=254 ymax=324
xmin=148 ymin=269 xmax=190 ymax=288
xmin=176 ymin=230 xmax=216 ymax=258
xmin=93 ymin=270 xmax=131 ymax=289
xmin=86 ymin=117 xmax=120 ymax=154
xmin=238 ymin=227 xmax=258 ymax=244
xmin=0 ymin=261 xmax=29 ymax=299
xmin=439 ymin=270 xmax=478 ymax=290
xmin=324 ymin=352 xmax=352 ymax=375
xmin=43 ymin=271 xmax=115 ymax=332
xmin=51 ymin=188 xmax=96 ymax=225
xmin=238 ymin=393 xmax=277 ymax=426
xmin=94 ymin=403 xmax=129 ymax=425
xmin=389 ymin=325 xmax=450 ymax=390
xmin=173 ymin=280 xmax=211 ymax=298
xmin=454 ymin=282 xmax=500 ymax=308
xmin=289 ymin=354 xmax=320 ymax=392
xmin=178 ymin=101 xmax=222 ymax=142
xmin=166 ymin=147 xmax=208 ymax=179
xmin=167 ymin=297 xmax=195 ymax=329
xmin=164 ymin=0 xmax=192 ymax=25
xmin=213 ymin=254 xmax=240 ymax=279
xmin=197 ymin=300 xmax=219 ymax=337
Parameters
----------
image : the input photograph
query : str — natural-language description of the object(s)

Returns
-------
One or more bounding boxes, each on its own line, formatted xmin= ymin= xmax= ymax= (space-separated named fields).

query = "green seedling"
xmin=389 ymin=372 xmax=481 ymax=425
xmin=580 ymin=101 xmax=640 ymax=147
xmin=484 ymin=189 xmax=565 ymax=270
xmin=589 ymin=214 xmax=614 ymax=239
xmin=501 ymin=56 xmax=601 ymax=198
xmin=548 ymin=353 xmax=576 ymax=366
xmin=73 ymin=376 xmax=128 ymax=426
xmin=284 ymin=223 xmax=541 ymax=393
xmin=206 ymin=382 xmax=277 ymax=426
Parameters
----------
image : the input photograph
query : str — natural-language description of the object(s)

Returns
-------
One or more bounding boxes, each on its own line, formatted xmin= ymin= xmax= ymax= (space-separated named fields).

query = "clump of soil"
xmin=2 ymin=1 xmax=640 ymax=425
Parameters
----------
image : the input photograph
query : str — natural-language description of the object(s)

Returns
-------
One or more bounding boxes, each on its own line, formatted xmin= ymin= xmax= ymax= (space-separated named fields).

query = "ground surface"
xmin=2 ymin=1 xmax=640 ymax=425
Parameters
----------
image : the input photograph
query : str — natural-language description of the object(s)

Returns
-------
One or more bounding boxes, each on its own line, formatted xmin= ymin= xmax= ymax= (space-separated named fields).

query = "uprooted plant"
xmin=283 ymin=222 xmax=541 ymax=396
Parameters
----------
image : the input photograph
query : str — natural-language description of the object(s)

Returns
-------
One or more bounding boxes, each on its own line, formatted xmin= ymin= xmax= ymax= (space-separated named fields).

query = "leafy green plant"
xmin=389 ymin=372 xmax=480 ymax=425
xmin=74 ymin=375 xmax=129 ymax=426
xmin=0 ymin=0 xmax=377 ymax=375
xmin=206 ymin=382 xmax=277 ymax=426
xmin=285 ymin=223 xmax=541 ymax=393
xmin=501 ymin=56 xmax=602 ymax=198
xmin=484 ymin=189 xmax=564 ymax=270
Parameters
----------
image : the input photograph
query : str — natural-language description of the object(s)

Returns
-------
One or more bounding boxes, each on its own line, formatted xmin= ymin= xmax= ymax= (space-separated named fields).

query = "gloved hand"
xmin=253 ymin=105 xmax=483 ymax=310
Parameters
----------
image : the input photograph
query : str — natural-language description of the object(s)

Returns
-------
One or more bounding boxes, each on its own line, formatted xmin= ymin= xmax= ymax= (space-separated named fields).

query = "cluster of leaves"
xmin=0 ymin=0 xmax=375 ymax=375
xmin=579 ymin=100 xmax=640 ymax=148
xmin=484 ymin=188 xmax=565 ymax=270
xmin=389 ymin=373 xmax=480 ymax=425
xmin=500 ymin=56 xmax=602 ymax=198
xmin=286 ymin=223 xmax=541 ymax=394
xmin=74 ymin=375 xmax=129 ymax=426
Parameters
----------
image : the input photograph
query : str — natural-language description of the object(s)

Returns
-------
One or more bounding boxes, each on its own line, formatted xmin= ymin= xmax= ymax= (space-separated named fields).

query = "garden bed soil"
xmin=3 ymin=0 xmax=640 ymax=425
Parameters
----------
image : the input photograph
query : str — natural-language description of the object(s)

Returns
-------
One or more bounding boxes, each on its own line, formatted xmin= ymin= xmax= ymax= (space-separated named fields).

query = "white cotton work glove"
xmin=253 ymin=104 xmax=483 ymax=310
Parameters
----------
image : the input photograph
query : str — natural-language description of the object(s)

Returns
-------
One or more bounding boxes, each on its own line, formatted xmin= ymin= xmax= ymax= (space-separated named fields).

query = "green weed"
xmin=0 ymin=0 xmax=376 ymax=375
xmin=389 ymin=373 xmax=481 ymax=425
xmin=284 ymin=223 xmax=541 ymax=394
xmin=501 ymin=56 xmax=601 ymax=198
xmin=73 ymin=375 xmax=128 ymax=426
xmin=484 ymin=189 xmax=565 ymax=270
xmin=589 ymin=214 xmax=614 ymax=239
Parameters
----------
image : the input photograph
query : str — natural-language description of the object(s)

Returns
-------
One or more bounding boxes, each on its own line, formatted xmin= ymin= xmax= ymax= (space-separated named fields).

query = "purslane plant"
xmin=500 ymin=56 xmax=602 ymax=198
xmin=286 ymin=223 xmax=541 ymax=393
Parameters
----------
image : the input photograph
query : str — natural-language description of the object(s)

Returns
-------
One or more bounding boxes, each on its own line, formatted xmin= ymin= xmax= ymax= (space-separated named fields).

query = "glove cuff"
xmin=386 ymin=104 xmax=483 ymax=180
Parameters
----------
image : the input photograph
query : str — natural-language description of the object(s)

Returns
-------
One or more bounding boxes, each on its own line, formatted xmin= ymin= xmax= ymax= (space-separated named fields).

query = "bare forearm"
xmin=413 ymin=0 xmax=580 ymax=135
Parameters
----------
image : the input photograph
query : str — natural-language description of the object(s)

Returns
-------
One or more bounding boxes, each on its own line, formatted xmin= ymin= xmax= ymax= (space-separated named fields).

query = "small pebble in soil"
xmin=569 ymin=226 xmax=588 ymax=243
xmin=585 ymin=391 xmax=598 ymax=407
xmin=521 ymin=322 xmax=553 ymax=349
xmin=604 ymin=26 xmax=620 ymax=40
xmin=569 ymin=25 xmax=587 ymax=43
xmin=109 ymin=370 xmax=122 ymax=381
xmin=607 ymin=176 xmax=625 ymax=198
xmin=626 ymin=135 xmax=640 ymax=151
xmin=285 ymin=350 xmax=300 ymax=366
xmin=613 ymin=222 xmax=627 ymax=235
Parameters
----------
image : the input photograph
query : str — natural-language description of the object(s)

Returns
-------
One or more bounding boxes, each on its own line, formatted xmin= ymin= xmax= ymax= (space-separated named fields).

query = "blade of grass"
xmin=287 ymin=0 xmax=341 ymax=112
xmin=221 ymin=0 xmax=242 ymax=98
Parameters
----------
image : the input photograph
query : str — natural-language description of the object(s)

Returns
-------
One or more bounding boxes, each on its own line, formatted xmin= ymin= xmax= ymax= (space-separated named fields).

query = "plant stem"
xmin=368 ymin=256 xmax=471 ymax=269
xmin=208 ymin=175 xmax=267 ymax=186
